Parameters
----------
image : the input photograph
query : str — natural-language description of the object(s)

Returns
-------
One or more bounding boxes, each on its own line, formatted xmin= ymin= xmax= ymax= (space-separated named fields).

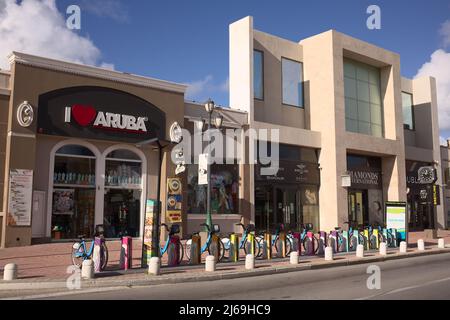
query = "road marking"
xmin=357 ymin=276 xmax=450 ymax=300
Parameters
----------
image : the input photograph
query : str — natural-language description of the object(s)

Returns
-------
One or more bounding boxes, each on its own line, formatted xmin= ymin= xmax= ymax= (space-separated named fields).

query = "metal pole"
xmin=205 ymin=111 xmax=212 ymax=231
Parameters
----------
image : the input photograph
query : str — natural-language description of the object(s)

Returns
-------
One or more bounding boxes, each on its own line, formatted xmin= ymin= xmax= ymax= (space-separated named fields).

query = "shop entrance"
xmin=347 ymin=189 xmax=368 ymax=228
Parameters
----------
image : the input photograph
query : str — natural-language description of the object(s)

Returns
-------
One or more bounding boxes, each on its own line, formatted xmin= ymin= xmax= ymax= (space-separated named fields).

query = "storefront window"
xmin=300 ymin=186 xmax=320 ymax=231
xmin=187 ymin=164 xmax=239 ymax=214
xmin=52 ymin=145 xmax=96 ymax=240
xmin=103 ymin=149 xmax=142 ymax=238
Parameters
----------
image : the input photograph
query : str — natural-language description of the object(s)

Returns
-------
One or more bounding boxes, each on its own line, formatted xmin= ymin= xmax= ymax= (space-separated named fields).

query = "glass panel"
xmin=357 ymin=101 xmax=371 ymax=122
xmin=107 ymin=149 xmax=141 ymax=161
xmin=103 ymin=189 xmax=141 ymax=237
xmin=300 ymin=148 xmax=318 ymax=163
xmin=54 ymin=156 xmax=95 ymax=186
xmin=370 ymin=103 xmax=382 ymax=125
xmin=255 ymin=185 xmax=273 ymax=231
xmin=187 ymin=164 xmax=239 ymax=214
xmin=344 ymin=77 xmax=357 ymax=99
xmin=402 ymin=92 xmax=414 ymax=130
xmin=346 ymin=118 xmax=358 ymax=133
xmin=301 ymin=186 xmax=320 ymax=232
xmin=357 ymin=81 xmax=370 ymax=102
xmin=344 ymin=61 xmax=356 ymax=79
xmin=105 ymin=160 xmax=142 ymax=188
xmin=52 ymin=188 xmax=95 ymax=240
xmin=368 ymin=68 xmax=379 ymax=85
xmin=254 ymin=50 xmax=264 ymax=100
xmin=282 ymin=58 xmax=303 ymax=107
xmin=370 ymin=84 xmax=381 ymax=104
xmin=56 ymin=145 xmax=94 ymax=157
xmin=358 ymin=121 xmax=371 ymax=135
xmin=371 ymin=124 xmax=383 ymax=137
xmin=356 ymin=66 xmax=369 ymax=82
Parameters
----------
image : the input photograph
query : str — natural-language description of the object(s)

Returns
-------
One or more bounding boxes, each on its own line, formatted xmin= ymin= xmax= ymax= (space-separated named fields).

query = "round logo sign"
xmin=17 ymin=101 xmax=34 ymax=127
xmin=169 ymin=122 xmax=183 ymax=143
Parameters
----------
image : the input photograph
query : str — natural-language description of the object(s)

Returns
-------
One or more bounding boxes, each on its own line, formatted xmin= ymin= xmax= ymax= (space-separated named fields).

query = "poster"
xmin=7 ymin=169 xmax=33 ymax=226
xmin=52 ymin=189 xmax=75 ymax=215
xmin=143 ymin=199 xmax=158 ymax=264
xmin=166 ymin=178 xmax=182 ymax=223
xmin=198 ymin=153 xmax=208 ymax=185
xmin=385 ymin=201 xmax=407 ymax=242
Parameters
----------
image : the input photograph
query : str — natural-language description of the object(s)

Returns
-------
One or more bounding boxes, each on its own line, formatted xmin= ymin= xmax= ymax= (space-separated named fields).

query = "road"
xmin=30 ymin=252 xmax=450 ymax=300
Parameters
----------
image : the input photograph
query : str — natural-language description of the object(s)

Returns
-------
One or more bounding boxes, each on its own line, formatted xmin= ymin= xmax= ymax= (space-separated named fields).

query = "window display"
xmin=187 ymin=164 xmax=239 ymax=214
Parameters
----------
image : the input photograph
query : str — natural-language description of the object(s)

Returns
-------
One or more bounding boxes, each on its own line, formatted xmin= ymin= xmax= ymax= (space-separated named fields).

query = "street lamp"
xmin=203 ymin=98 xmax=223 ymax=231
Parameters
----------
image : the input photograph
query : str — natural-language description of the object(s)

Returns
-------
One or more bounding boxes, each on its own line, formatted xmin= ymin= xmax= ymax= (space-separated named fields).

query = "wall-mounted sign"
xmin=255 ymin=160 xmax=320 ymax=185
xmin=7 ymin=169 xmax=33 ymax=226
xmin=385 ymin=201 xmax=407 ymax=242
xmin=16 ymin=101 xmax=34 ymax=127
xmin=143 ymin=199 xmax=159 ymax=262
xmin=37 ymin=86 xmax=166 ymax=143
xmin=169 ymin=122 xmax=183 ymax=143
xmin=347 ymin=169 xmax=382 ymax=189
xmin=198 ymin=153 xmax=208 ymax=185
xmin=341 ymin=174 xmax=351 ymax=187
xmin=166 ymin=178 xmax=182 ymax=223
xmin=407 ymin=165 xmax=437 ymax=187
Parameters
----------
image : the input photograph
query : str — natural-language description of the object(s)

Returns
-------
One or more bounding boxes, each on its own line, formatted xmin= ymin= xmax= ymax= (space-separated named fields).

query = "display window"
xmin=187 ymin=164 xmax=239 ymax=214
xmin=52 ymin=145 xmax=96 ymax=239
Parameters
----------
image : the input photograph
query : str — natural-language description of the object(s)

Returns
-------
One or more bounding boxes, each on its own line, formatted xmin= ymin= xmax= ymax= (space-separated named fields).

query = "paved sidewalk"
xmin=0 ymin=230 xmax=449 ymax=284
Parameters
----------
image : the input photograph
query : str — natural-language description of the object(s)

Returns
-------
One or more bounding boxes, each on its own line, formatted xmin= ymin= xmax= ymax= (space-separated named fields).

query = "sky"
xmin=0 ymin=0 xmax=450 ymax=140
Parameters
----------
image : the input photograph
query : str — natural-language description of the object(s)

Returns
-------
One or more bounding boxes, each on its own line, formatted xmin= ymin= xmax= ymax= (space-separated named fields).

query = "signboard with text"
xmin=385 ymin=201 xmax=407 ymax=243
xmin=166 ymin=178 xmax=182 ymax=223
xmin=7 ymin=169 xmax=33 ymax=226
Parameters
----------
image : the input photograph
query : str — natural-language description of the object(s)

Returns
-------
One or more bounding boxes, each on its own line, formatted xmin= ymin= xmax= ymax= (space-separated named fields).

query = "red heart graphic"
xmin=72 ymin=105 xmax=97 ymax=126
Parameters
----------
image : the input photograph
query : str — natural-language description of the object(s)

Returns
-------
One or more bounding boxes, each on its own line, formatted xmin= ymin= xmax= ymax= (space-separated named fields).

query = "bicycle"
xmin=71 ymin=225 xmax=108 ymax=269
xmin=222 ymin=223 xmax=262 ymax=258
xmin=160 ymin=223 xmax=184 ymax=265
xmin=299 ymin=223 xmax=320 ymax=255
xmin=185 ymin=223 xmax=225 ymax=262
xmin=256 ymin=224 xmax=293 ymax=257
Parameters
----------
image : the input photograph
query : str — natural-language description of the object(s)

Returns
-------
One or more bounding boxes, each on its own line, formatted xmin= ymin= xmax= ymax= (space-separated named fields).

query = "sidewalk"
xmin=0 ymin=230 xmax=449 ymax=287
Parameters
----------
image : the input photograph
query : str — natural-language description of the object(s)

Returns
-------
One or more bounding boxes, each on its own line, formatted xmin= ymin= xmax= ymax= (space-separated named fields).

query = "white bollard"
xmin=417 ymin=239 xmax=425 ymax=251
xmin=324 ymin=247 xmax=333 ymax=261
xmin=379 ymin=242 xmax=387 ymax=256
xmin=3 ymin=263 xmax=18 ymax=281
xmin=148 ymin=257 xmax=161 ymax=275
xmin=245 ymin=254 xmax=255 ymax=270
xmin=81 ymin=259 xmax=94 ymax=279
xmin=438 ymin=238 xmax=445 ymax=249
xmin=399 ymin=241 xmax=407 ymax=253
xmin=205 ymin=255 xmax=216 ymax=272
xmin=356 ymin=244 xmax=364 ymax=258
xmin=290 ymin=251 xmax=299 ymax=265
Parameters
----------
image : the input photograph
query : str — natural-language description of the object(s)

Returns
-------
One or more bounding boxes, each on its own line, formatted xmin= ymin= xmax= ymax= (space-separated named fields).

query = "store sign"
xmin=38 ymin=86 xmax=166 ymax=143
xmin=348 ymin=169 xmax=381 ymax=189
xmin=166 ymin=178 xmax=182 ymax=223
xmin=7 ymin=169 xmax=33 ymax=226
xmin=417 ymin=184 xmax=441 ymax=206
xmin=407 ymin=166 xmax=437 ymax=187
xmin=385 ymin=201 xmax=407 ymax=242
xmin=255 ymin=160 xmax=320 ymax=185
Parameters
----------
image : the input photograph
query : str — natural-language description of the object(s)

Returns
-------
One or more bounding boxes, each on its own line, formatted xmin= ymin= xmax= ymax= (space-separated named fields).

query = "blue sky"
xmin=1 ymin=0 xmax=449 ymax=137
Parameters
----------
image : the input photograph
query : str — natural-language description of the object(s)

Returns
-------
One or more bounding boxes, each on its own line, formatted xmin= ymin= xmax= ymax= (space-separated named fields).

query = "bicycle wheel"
xmin=177 ymin=239 xmax=184 ymax=264
xmin=274 ymin=236 xmax=290 ymax=257
xmin=350 ymin=235 xmax=358 ymax=251
xmin=208 ymin=237 xmax=225 ymax=262
xmin=100 ymin=242 xmax=109 ymax=270
xmin=370 ymin=235 xmax=378 ymax=250
xmin=185 ymin=239 xmax=192 ymax=261
xmin=71 ymin=242 xmax=85 ymax=268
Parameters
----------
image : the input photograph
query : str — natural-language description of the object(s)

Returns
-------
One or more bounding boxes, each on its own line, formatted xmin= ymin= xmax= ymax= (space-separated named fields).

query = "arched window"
xmin=52 ymin=145 xmax=96 ymax=240
xmin=103 ymin=149 xmax=143 ymax=238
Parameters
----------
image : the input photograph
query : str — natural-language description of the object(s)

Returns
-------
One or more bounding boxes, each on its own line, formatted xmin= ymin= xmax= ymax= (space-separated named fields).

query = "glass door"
xmin=348 ymin=190 xmax=368 ymax=228
xmin=255 ymin=185 xmax=273 ymax=232
xmin=276 ymin=187 xmax=301 ymax=231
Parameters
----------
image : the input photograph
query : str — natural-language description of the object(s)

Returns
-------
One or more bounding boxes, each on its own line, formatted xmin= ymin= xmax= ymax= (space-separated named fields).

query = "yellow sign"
xmin=166 ymin=178 xmax=182 ymax=223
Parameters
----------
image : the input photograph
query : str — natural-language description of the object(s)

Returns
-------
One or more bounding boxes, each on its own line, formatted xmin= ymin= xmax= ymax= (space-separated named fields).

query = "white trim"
xmin=7 ymin=132 xmax=36 ymax=139
xmin=8 ymin=52 xmax=187 ymax=94
xmin=185 ymin=116 xmax=243 ymax=129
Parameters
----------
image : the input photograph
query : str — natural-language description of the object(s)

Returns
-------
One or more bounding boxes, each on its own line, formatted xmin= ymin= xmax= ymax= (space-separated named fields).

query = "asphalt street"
xmin=33 ymin=252 xmax=450 ymax=300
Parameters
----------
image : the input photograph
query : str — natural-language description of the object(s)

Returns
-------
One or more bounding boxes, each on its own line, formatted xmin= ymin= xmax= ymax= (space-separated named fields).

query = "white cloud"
xmin=185 ymin=75 xmax=229 ymax=102
xmin=439 ymin=20 xmax=450 ymax=48
xmin=415 ymin=49 xmax=450 ymax=130
xmin=0 ymin=0 xmax=113 ymax=70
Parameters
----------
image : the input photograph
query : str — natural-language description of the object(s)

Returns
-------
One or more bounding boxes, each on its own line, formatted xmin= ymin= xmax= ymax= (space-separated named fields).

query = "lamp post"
xmin=204 ymin=98 xmax=223 ymax=231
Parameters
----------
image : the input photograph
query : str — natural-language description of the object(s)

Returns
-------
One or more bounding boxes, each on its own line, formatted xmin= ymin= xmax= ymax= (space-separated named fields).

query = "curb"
xmin=1 ymin=247 xmax=450 ymax=292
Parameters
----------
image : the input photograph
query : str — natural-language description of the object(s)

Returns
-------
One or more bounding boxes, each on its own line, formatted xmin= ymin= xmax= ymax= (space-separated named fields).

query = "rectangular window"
xmin=254 ymin=50 xmax=264 ymax=100
xmin=402 ymin=92 xmax=414 ymax=130
xmin=344 ymin=59 xmax=383 ymax=137
xmin=282 ymin=58 xmax=304 ymax=107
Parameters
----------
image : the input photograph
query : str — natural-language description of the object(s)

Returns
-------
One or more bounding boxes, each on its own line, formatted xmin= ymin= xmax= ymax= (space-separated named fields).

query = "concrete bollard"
xmin=3 ymin=263 xmax=18 ymax=281
xmin=290 ymin=251 xmax=299 ymax=265
xmin=399 ymin=241 xmax=407 ymax=253
xmin=438 ymin=238 xmax=445 ymax=249
xmin=148 ymin=257 xmax=161 ymax=275
xmin=417 ymin=239 xmax=425 ymax=251
xmin=81 ymin=259 xmax=94 ymax=279
xmin=245 ymin=254 xmax=255 ymax=270
xmin=356 ymin=244 xmax=364 ymax=258
xmin=379 ymin=242 xmax=387 ymax=256
xmin=205 ymin=255 xmax=216 ymax=272
xmin=324 ymin=247 xmax=333 ymax=261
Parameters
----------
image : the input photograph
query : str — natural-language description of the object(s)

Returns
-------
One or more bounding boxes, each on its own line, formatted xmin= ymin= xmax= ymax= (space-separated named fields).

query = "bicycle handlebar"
xmin=200 ymin=223 xmax=211 ymax=232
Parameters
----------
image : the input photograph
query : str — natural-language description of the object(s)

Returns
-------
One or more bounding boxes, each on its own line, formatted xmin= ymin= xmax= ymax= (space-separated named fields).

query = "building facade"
xmin=0 ymin=16 xmax=446 ymax=248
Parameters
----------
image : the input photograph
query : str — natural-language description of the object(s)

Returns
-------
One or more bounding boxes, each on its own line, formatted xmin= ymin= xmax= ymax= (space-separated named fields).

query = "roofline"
xmin=8 ymin=52 xmax=188 ymax=94
xmin=184 ymin=100 xmax=248 ymax=115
